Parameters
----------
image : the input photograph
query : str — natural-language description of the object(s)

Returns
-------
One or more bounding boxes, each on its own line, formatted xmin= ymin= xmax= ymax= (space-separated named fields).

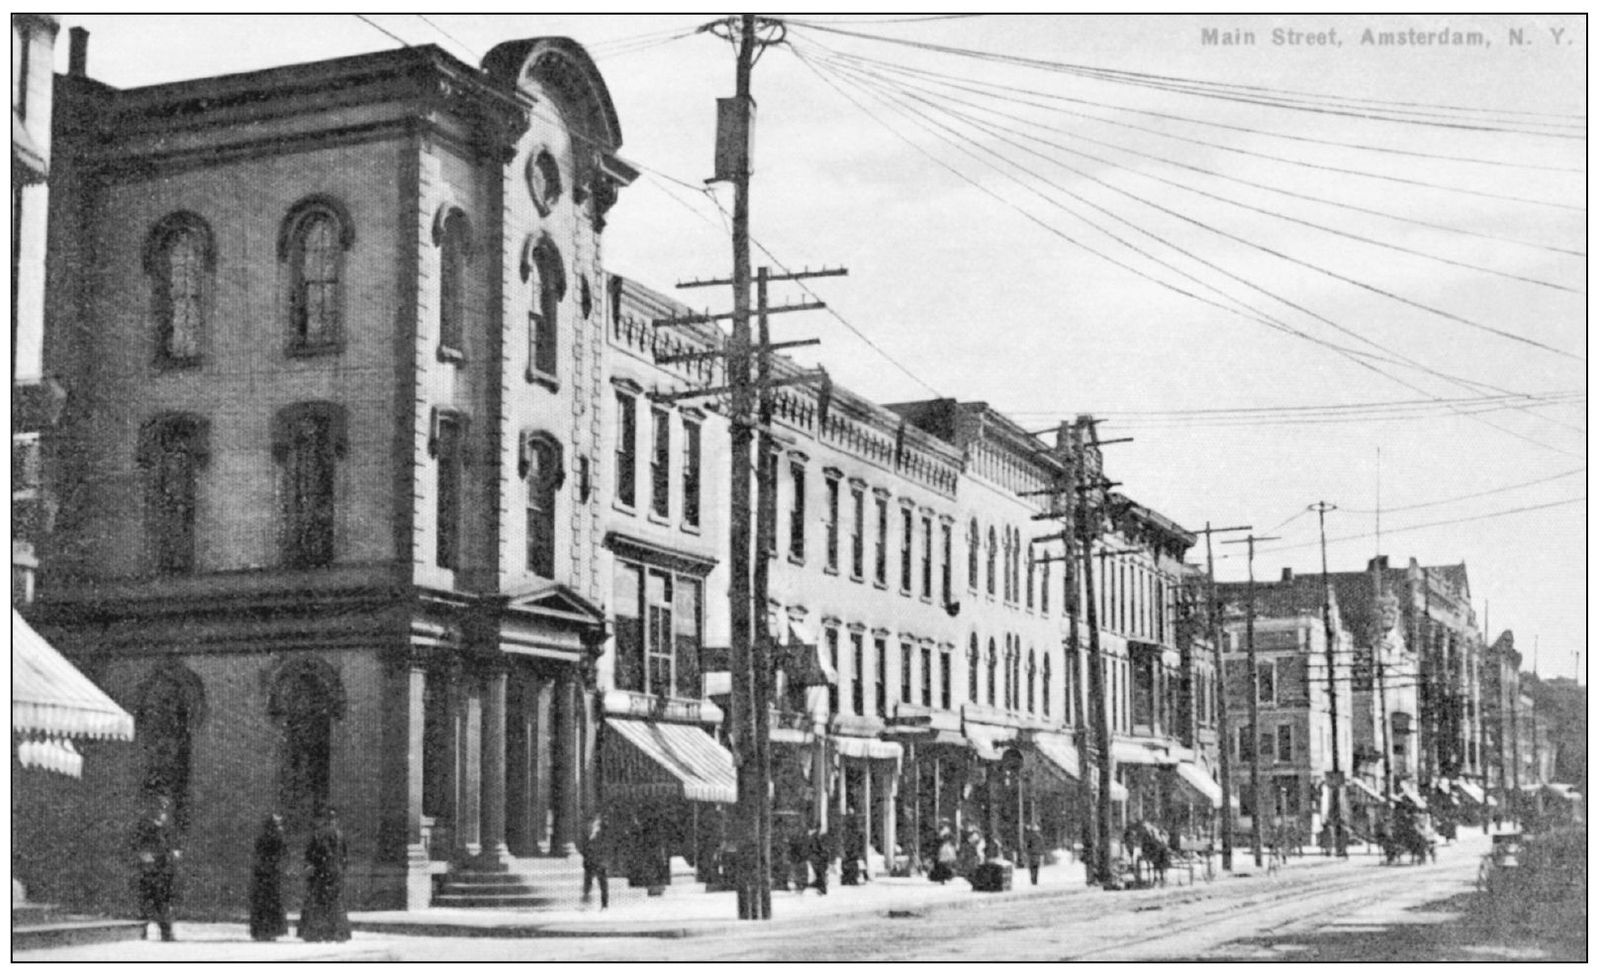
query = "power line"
xmin=1250 ymin=496 xmax=1585 ymax=555
xmin=787 ymin=15 xmax=984 ymax=25
xmin=818 ymin=49 xmax=1585 ymax=366
xmin=1028 ymin=390 xmax=1584 ymax=419
xmin=850 ymin=64 xmax=1582 ymax=296
xmin=811 ymin=47 xmax=1588 ymax=408
xmin=353 ymin=13 xmax=412 ymax=49
xmin=1341 ymin=467 xmax=1585 ymax=516
xmin=415 ymin=14 xmax=476 ymax=61
xmin=792 ymin=22 xmax=1586 ymax=137
xmin=797 ymin=48 xmax=1585 ymax=460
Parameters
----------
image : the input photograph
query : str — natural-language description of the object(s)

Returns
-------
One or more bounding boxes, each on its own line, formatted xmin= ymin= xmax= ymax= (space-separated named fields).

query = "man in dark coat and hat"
xmin=298 ymin=807 xmax=351 ymax=942
xmin=133 ymin=796 xmax=181 ymax=941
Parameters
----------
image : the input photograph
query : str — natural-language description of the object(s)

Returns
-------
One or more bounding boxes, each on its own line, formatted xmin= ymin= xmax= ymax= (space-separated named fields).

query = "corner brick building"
xmin=20 ymin=37 xmax=635 ymax=912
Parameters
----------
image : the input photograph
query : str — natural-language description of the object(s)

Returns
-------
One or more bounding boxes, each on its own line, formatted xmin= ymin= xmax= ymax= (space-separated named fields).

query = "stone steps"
xmin=11 ymin=909 xmax=147 ymax=951
xmin=431 ymin=855 xmax=585 ymax=910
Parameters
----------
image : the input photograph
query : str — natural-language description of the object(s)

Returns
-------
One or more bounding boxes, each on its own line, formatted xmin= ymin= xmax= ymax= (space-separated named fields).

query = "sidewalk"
xmin=18 ymin=847 xmax=1366 ymax=961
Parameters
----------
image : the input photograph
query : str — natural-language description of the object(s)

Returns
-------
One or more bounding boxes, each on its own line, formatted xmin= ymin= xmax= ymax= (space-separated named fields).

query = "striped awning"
xmin=1174 ymin=760 xmax=1222 ymax=808
xmin=831 ymin=735 xmax=903 ymax=762
xmin=1348 ymin=777 xmax=1388 ymax=804
xmin=1453 ymin=779 xmax=1486 ymax=804
xmin=602 ymin=719 xmax=737 ymax=804
xmin=1112 ymin=738 xmax=1177 ymax=767
xmin=16 ymin=737 xmax=82 ymax=777
xmin=963 ymin=722 xmax=1014 ymax=762
xmin=12 ymin=610 xmax=134 ymax=745
xmin=1027 ymin=731 xmax=1081 ymax=784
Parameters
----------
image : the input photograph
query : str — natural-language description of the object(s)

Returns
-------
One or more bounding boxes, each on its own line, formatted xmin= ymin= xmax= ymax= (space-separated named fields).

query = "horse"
xmin=1122 ymin=821 xmax=1171 ymax=887
xmin=1387 ymin=815 xmax=1435 ymax=865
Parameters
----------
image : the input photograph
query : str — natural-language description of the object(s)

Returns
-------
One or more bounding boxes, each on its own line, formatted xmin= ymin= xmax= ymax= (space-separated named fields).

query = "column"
xmin=533 ymin=677 xmax=554 ymax=853
xmin=505 ymin=678 xmax=530 ymax=856
xmin=813 ymin=738 xmax=828 ymax=832
xmin=461 ymin=676 xmax=483 ymax=857
xmin=860 ymin=762 xmax=872 ymax=878
xmin=551 ymin=669 xmax=579 ymax=856
xmin=880 ymin=763 xmax=897 ymax=876
xmin=406 ymin=663 xmax=427 ymax=860
xmin=476 ymin=664 xmax=509 ymax=868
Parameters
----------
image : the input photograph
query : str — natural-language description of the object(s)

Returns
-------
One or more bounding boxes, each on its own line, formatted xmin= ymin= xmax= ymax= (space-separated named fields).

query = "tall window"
xmin=612 ymin=562 xmax=703 ymax=699
xmin=967 ymin=519 xmax=980 ymax=590
xmin=139 ymin=415 xmax=209 ymax=574
xmin=1042 ymin=653 xmax=1051 ymax=718
xmin=433 ymin=411 xmax=464 ymax=570
xmin=1237 ymin=726 xmax=1254 ymax=761
xmin=521 ymin=431 xmax=562 ymax=578
xmin=899 ymin=507 xmax=914 ymax=595
xmin=789 ymin=464 xmax=807 ymax=561
xmin=941 ymin=522 xmax=953 ymax=605
xmin=874 ymin=636 xmax=888 ymax=716
xmin=920 ymin=645 xmax=933 ymax=707
xmin=849 ymin=486 xmax=865 ymax=580
xmin=281 ymin=199 xmax=349 ymax=350
xmin=986 ymin=526 xmax=997 ymax=596
xmin=436 ymin=207 xmax=470 ymax=357
xmin=761 ymin=449 xmax=778 ymax=555
xmin=137 ymin=667 xmax=202 ymax=828
xmin=986 ymin=638 xmax=998 ymax=706
xmin=1027 ymin=649 xmax=1037 ymax=713
xmin=899 ymin=641 xmax=913 ymax=705
xmin=526 ymin=238 xmax=565 ymax=382
xmin=614 ymin=391 xmax=636 ymax=507
xmin=1026 ymin=545 xmax=1036 ymax=610
xmin=1257 ymin=661 xmax=1277 ymax=704
xmin=273 ymin=662 xmax=342 ymax=823
xmin=968 ymin=635 xmax=979 ymax=704
xmin=874 ymin=496 xmax=889 ymax=585
xmin=825 ymin=477 xmax=840 ymax=572
xmin=146 ymin=213 xmax=211 ymax=365
xmin=826 ymin=627 xmax=840 ymax=714
xmin=682 ymin=418 xmax=701 ymax=528
xmin=1002 ymin=530 xmax=1013 ymax=602
xmin=649 ymin=408 xmax=670 ymax=518
xmin=273 ymin=403 xmax=344 ymax=568
xmin=920 ymin=516 xmax=933 ymax=599
xmin=1041 ymin=558 xmax=1050 ymax=615
xmin=850 ymin=631 xmax=865 ymax=716
xmin=939 ymin=649 xmax=952 ymax=710
xmin=1012 ymin=528 xmax=1023 ymax=603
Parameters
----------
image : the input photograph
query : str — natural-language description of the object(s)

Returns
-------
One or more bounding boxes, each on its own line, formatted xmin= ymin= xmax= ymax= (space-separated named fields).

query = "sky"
xmin=55 ymin=13 xmax=1587 ymax=682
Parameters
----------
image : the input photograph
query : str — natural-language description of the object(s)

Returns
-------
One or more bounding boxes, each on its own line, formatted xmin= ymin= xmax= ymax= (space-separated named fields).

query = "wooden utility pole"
xmin=1222 ymin=532 xmax=1275 ymax=868
xmin=1196 ymin=521 xmax=1249 ymax=870
xmin=1373 ymin=557 xmax=1394 ymax=802
xmin=1310 ymin=501 xmax=1347 ymax=858
xmin=1052 ymin=421 xmax=1094 ymax=883
xmin=1075 ymin=417 xmax=1114 ymax=886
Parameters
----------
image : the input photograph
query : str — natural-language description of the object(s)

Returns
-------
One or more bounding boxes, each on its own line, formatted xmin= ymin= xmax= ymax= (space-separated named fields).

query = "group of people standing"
xmin=133 ymin=797 xmax=351 ymax=944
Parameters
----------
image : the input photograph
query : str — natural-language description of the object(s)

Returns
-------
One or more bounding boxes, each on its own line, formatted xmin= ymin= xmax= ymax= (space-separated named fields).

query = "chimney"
xmin=68 ymin=27 xmax=89 ymax=77
xmin=1281 ymin=567 xmax=1294 ymax=583
xmin=1366 ymin=554 xmax=1389 ymax=572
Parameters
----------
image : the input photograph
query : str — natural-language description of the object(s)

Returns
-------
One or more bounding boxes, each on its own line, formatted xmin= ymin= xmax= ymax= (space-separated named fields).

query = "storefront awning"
xmin=602 ymin=719 xmax=737 ymax=804
xmin=963 ymin=722 xmax=1014 ymax=762
xmin=1026 ymin=731 xmax=1081 ymax=784
xmin=831 ymin=735 xmax=903 ymax=762
xmin=1111 ymin=738 xmax=1176 ymax=767
xmin=784 ymin=621 xmax=836 ymax=687
xmin=12 ymin=610 xmax=134 ymax=746
xmin=16 ymin=738 xmax=82 ymax=777
xmin=1454 ymin=779 xmax=1486 ymax=804
xmin=1174 ymin=760 xmax=1222 ymax=808
xmin=1397 ymin=781 xmax=1428 ymax=809
xmin=1348 ymin=777 xmax=1387 ymax=804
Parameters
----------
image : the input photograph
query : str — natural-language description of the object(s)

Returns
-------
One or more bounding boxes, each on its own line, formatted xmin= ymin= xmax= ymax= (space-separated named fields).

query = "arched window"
xmin=431 ymin=408 xmax=468 ymax=571
xmin=1025 ymin=543 xmax=1036 ymax=610
xmin=1001 ymin=530 xmax=1012 ymax=602
xmin=137 ymin=414 xmax=210 ymax=574
xmin=521 ymin=430 xmax=564 ymax=578
xmin=1042 ymin=653 xmax=1051 ymax=718
xmin=434 ymin=206 xmax=471 ymax=358
xmin=1027 ymin=649 xmax=1037 ymax=713
xmin=269 ymin=657 xmax=346 ymax=825
xmin=135 ymin=663 xmax=205 ymax=828
xmin=145 ymin=212 xmax=212 ymax=366
xmin=522 ymin=236 xmax=566 ymax=384
xmin=1013 ymin=528 xmax=1023 ymax=604
xmin=272 ymin=402 xmax=347 ymax=568
xmin=986 ymin=527 xmax=997 ymax=596
xmin=967 ymin=634 xmax=979 ymax=704
xmin=966 ymin=519 xmax=980 ymax=590
xmin=527 ymin=148 xmax=563 ymax=216
xmin=280 ymin=197 xmax=352 ymax=351
xmin=1041 ymin=557 xmax=1051 ymax=615
xmin=986 ymin=637 xmax=998 ymax=707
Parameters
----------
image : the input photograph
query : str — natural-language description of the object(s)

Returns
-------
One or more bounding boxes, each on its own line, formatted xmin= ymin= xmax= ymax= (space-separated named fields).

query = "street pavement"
xmin=21 ymin=831 xmax=1532 ymax=962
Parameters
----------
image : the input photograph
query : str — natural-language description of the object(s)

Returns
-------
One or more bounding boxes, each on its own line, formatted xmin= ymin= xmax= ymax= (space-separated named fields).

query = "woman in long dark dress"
xmin=249 ymin=814 xmax=288 ymax=941
xmin=297 ymin=808 xmax=351 ymax=943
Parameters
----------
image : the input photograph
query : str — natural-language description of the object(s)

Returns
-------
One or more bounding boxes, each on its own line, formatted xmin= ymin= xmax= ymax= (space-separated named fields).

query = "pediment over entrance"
xmin=501 ymin=580 xmax=606 ymax=629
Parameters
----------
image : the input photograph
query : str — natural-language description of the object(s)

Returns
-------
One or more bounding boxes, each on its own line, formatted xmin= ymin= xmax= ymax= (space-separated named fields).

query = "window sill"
xmin=873 ymin=580 xmax=888 ymax=591
xmin=824 ymin=566 xmax=839 ymax=577
xmin=680 ymin=521 xmax=702 ymax=536
xmin=920 ymin=595 xmax=933 ymax=605
xmin=849 ymin=573 xmax=865 ymax=584
xmin=154 ymin=354 xmax=202 ymax=372
xmin=437 ymin=345 xmax=465 ymax=366
xmin=648 ymin=511 xmax=672 ymax=527
xmin=788 ymin=553 xmax=806 ymax=567
xmin=288 ymin=340 xmax=344 ymax=359
xmin=613 ymin=500 xmax=637 ymax=517
xmin=526 ymin=368 xmax=560 ymax=393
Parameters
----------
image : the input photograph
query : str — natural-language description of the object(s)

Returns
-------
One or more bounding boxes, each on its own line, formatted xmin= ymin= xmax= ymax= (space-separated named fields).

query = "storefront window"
xmin=612 ymin=561 xmax=702 ymax=700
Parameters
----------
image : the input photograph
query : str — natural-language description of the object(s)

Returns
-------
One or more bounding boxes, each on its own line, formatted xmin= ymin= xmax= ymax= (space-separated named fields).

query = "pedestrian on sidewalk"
xmin=1023 ymin=823 xmax=1044 ymax=886
xmin=787 ymin=825 xmax=811 ymax=893
xmin=580 ymin=814 xmax=611 ymax=910
xmin=298 ymin=807 xmax=351 ymax=943
xmin=132 ymin=795 xmax=181 ymax=942
xmin=248 ymin=813 xmax=288 ymax=941
xmin=807 ymin=825 xmax=832 ymax=895
xmin=929 ymin=826 xmax=956 ymax=885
